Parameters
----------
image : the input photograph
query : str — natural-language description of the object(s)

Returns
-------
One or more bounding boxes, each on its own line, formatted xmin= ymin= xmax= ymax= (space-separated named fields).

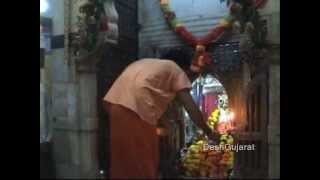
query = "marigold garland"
xmin=181 ymin=108 xmax=235 ymax=178
xmin=159 ymin=0 xmax=268 ymax=72
xmin=159 ymin=0 xmax=237 ymax=73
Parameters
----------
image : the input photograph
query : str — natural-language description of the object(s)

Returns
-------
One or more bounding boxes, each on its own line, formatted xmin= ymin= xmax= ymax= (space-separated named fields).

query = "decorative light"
xmin=219 ymin=109 xmax=228 ymax=123
xmin=219 ymin=109 xmax=235 ymax=123
xmin=156 ymin=127 xmax=166 ymax=136
xmin=40 ymin=0 xmax=49 ymax=14
xmin=229 ymin=111 xmax=235 ymax=120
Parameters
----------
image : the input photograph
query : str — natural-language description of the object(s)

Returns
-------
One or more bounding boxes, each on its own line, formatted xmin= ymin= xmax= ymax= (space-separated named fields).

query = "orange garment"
xmin=103 ymin=58 xmax=192 ymax=178
xmin=104 ymin=58 xmax=192 ymax=125
xmin=108 ymin=104 xmax=159 ymax=179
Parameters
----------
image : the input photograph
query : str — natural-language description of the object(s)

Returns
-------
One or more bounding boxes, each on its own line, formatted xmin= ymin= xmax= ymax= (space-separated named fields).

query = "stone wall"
xmin=42 ymin=0 xmax=119 ymax=178
xmin=261 ymin=1 xmax=280 ymax=178
xmin=259 ymin=0 xmax=280 ymax=44
xmin=268 ymin=65 xmax=280 ymax=178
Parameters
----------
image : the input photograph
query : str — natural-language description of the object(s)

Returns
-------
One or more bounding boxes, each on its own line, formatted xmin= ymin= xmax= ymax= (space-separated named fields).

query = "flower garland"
xmin=181 ymin=92 xmax=236 ymax=178
xmin=181 ymin=108 xmax=235 ymax=178
xmin=159 ymin=0 xmax=238 ymax=73
xmin=220 ymin=0 xmax=267 ymax=9
xmin=159 ymin=0 xmax=268 ymax=72
xmin=208 ymin=108 xmax=235 ymax=172
xmin=208 ymin=109 xmax=220 ymax=130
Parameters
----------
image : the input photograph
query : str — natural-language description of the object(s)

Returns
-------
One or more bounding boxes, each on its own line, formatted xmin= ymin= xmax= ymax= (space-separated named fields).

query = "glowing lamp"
xmin=219 ymin=110 xmax=235 ymax=123
xmin=229 ymin=111 xmax=235 ymax=120
xmin=156 ymin=127 xmax=168 ymax=136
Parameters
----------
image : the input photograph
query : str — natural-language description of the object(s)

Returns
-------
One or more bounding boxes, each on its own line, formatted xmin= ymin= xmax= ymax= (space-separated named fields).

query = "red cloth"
xmin=202 ymin=95 xmax=218 ymax=121
xmin=108 ymin=103 xmax=160 ymax=179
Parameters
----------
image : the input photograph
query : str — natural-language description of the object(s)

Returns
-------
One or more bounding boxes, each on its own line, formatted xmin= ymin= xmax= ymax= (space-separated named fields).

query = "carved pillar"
xmin=59 ymin=0 xmax=118 ymax=178
xmin=267 ymin=46 xmax=280 ymax=179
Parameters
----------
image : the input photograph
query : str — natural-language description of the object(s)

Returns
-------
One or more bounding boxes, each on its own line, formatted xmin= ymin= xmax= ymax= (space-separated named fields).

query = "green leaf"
xmin=169 ymin=19 xmax=180 ymax=29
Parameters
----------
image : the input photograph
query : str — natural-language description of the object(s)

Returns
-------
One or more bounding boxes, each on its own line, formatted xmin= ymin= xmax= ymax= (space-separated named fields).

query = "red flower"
xmin=175 ymin=26 xmax=198 ymax=46
xmin=175 ymin=26 xmax=185 ymax=33
xmin=199 ymin=26 xmax=226 ymax=46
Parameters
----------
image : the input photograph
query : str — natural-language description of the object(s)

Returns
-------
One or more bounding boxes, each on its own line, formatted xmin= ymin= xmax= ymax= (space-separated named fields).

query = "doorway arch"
xmin=184 ymin=73 xmax=229 ymax=144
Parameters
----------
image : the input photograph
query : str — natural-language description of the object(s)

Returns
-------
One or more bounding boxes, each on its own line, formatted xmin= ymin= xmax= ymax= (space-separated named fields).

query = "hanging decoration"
xmin=71 ymin=0 xmax=109 ymax=56
xmin=220 ymin=0 xmax=267 ymax=9
xmin=159 ymin=0 xmax=267 ymax=73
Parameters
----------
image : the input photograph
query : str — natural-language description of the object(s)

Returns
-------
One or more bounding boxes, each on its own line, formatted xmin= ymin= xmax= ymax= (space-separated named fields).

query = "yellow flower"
xmin=220 ymin=134 xmax=228 ymax=141
xmin=219 ymin=19 xmax=231 ymax=28
xmin=196 ymin=140 xmax=204 ymax=145
xmin=226 ymin=136 xmax=234 ymax=144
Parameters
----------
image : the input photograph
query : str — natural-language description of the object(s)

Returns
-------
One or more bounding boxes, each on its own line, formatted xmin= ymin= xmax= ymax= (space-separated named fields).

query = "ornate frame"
xmin=64 ymin=0 xmax=119 ymax=66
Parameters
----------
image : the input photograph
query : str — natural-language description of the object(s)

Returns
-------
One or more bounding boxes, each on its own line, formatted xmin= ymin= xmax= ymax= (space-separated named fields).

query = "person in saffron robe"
xmin=103 ymin=49 xmax=219 ymax=179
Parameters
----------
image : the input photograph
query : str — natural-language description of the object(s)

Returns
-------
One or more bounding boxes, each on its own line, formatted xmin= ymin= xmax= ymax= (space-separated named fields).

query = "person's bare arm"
xmin=176 ymin=89 xmax=219 ymax=141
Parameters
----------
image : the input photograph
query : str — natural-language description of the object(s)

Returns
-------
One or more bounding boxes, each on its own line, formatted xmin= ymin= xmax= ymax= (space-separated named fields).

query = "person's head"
xmin=160 ymin=48 xmax=198 ymax=80
xmin=160 ymin=48 xmax=191 ymax=69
